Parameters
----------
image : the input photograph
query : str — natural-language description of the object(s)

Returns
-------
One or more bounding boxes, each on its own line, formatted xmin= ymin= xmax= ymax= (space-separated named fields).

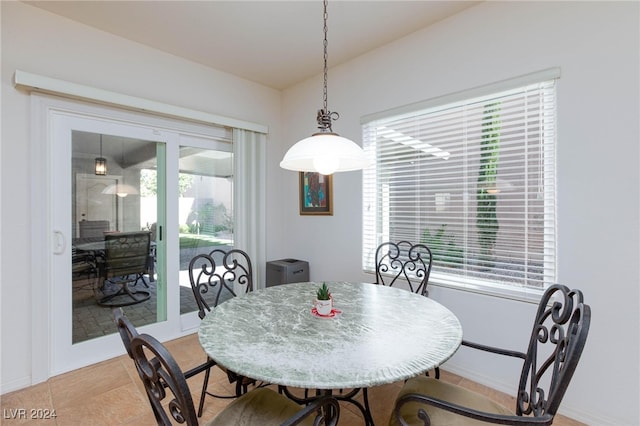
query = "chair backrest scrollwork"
xmin=517 ymin=284 xmax=591 ymax=418
xmin=188 ymin=248 xmax=253 ymax=319
xmin=374 ymin=241 xmax=433 ymax=296
xmin=130 ymin=333 xmax=200 ymax=426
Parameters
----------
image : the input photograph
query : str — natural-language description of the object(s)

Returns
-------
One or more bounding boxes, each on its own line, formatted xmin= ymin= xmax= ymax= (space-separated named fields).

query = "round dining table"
xmin=198 ymin=281 xmax=462 ymax=425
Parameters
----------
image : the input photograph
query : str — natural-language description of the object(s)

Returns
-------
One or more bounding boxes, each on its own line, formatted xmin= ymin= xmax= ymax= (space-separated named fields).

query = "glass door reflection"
xmin=71 ymin=131 xmax=163 ymax=343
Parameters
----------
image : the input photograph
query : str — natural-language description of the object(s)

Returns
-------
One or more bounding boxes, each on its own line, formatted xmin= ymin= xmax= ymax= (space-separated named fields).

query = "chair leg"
xmin=197 ymin=365 xmax=212 ymax=417
xmin=362 ymin=388 xmax=375 ymax=426
xmin=425 ymin=367 xmax=441 ymax=379
xmin=234 ymin=377 xmax=245 ymax=397
xmin=134 ymin=273 xmax=149 ymax=288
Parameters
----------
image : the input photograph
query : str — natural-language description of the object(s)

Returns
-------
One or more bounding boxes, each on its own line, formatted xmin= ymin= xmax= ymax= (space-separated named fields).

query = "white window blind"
xmin=362 ymin=78 xmax=557 ymax=294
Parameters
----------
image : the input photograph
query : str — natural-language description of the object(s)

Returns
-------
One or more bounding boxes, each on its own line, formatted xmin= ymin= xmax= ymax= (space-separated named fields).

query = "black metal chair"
xmin=390 ymin=284 xmax=591 ymax=426
xmin=189 ymin=248 xmax=254 ymax=315
xmin=113 ymin=308 xmax=217 ymax=415
xmin=375 ymin=241 xmax=438 ymax=379
xmin=188 ymin=248 xmax=257 ymax=416
xmin=112 ymin=308 xmax=139 ymax=359
xmin=374 ymin=241 xmax=433 ymax=297
xmin=97 ymin=231 xmax=151 ymax=306
xmin=128 ymin=331 xmax=340 ymax=426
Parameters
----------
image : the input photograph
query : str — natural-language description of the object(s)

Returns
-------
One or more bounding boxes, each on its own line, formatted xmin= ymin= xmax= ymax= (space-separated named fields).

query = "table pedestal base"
xmin=278 ymin=385 xmax=374 ymax=426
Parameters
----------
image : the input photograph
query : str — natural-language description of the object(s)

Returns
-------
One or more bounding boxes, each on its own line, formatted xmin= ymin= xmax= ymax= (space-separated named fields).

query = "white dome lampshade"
xmin=280 ymin=130 xmax=367 ymax=175
xmin=102 ymin=183 xmax=139 ymax=198
xmin=280 ymin=0 xmax=367 ymax=176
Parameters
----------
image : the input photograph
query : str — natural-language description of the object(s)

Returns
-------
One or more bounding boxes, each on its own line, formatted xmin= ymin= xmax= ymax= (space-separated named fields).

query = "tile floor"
xmin=1 ymin=334 xmax=585 ymax=426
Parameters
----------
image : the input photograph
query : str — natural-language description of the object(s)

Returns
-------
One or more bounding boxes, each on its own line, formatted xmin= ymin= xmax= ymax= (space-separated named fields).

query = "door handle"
xmin=53 ymin=230 xmax=66 ymax=255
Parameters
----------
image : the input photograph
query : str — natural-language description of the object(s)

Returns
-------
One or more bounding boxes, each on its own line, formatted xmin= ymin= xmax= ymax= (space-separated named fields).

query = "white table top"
xmin=198 ymin=281 xmax=462 ymax=390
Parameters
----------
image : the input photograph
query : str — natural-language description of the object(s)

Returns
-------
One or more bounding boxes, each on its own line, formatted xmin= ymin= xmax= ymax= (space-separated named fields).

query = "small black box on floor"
xmin=266 ymin=259 xmax=309 ymax=287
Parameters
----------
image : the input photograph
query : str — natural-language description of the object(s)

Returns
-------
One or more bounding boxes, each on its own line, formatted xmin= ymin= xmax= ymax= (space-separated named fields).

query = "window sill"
xmin=362 ymin=269 xmax=544 ymax=304
xmin=428 ymin=273 xmax=544 ymax=304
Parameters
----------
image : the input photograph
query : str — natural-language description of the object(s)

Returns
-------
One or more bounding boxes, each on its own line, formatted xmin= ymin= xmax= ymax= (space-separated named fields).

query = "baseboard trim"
xmin=0 ymin=376 xmax=34 ymax=396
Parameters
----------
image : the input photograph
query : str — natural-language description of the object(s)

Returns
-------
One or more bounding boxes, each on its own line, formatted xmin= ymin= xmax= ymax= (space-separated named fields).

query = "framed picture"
xmin=299 ymin=172 xmax=333 ymax=216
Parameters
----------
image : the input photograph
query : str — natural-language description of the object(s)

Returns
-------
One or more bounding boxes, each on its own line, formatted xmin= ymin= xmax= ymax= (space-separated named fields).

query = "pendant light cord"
xmin=322 ymin=0 xmax=328 ymax=114
xmin=280 ymin=0 xmax=367 ymax=173
xmin=317 ymin=0 xmax=339 ymax=133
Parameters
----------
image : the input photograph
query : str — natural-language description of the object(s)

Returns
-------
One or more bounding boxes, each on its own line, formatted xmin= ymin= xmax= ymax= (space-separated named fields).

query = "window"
xmin=362 ymin=72 xmax=557 ymax=297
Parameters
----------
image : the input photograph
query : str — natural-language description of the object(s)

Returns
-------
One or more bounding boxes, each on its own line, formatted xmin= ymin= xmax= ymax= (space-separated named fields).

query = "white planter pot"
xmin=314 ymin=298 xmax=333 ymax=316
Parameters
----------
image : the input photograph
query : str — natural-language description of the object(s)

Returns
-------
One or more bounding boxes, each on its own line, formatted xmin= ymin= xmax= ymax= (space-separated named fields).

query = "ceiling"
xmin=25 ymin=1 xmax=479 ymax=90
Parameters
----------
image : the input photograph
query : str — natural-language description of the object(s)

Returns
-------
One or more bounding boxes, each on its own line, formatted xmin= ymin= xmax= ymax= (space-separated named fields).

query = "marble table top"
xmin=198 ymin=281 xmax=462 ymax=389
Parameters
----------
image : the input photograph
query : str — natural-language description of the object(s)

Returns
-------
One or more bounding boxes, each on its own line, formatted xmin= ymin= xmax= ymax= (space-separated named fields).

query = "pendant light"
xmin=102 ymin=183 xmax=139 ymax=198
xmin=94 ymin=134 xmax=107 ymax=175
xmin=280 ymin=0 xmax=367 ymax=175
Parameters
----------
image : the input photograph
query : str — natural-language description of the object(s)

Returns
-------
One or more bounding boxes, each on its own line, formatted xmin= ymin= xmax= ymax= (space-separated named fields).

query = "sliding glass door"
xmin=47 ymin=100 xmax=233 ymax=375
xmin=51 ymin=113 xmax=168 ymax=373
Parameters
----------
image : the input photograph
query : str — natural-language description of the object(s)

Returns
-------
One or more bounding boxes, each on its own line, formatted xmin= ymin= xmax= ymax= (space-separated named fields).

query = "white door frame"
xmin=30 ymin=94 xmax=230 ymax=381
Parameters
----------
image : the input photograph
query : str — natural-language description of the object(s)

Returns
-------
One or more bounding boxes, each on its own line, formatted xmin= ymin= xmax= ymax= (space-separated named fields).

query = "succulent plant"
xmin=316 ymin=282 xmax=331 ymax=301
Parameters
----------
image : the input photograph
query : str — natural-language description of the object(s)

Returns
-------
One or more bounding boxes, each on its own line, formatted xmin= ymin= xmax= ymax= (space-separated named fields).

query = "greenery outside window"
xmin=362 ymin=71 xmax=558 ymax=298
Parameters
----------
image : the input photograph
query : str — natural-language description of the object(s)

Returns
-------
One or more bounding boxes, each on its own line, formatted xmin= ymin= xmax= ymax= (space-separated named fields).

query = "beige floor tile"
xmin=52 ymin=384 xmax=148 ymax=426
xmin=0 ymin=382 xmax=53 ymax=425
xmin=48 ymin=358 xmax=131 ymax=409
xmin=120 ymin=410 xmax=158 ymax=425
xmin=1 ymin=332 xmax=586 ymax=426
xmin=365 ymin=382 xmax=403 ymax=424
xmin=437 ymin=368 xmax=464 ymax=385
xmin=339 ymin=404 xmax=368 ymax=425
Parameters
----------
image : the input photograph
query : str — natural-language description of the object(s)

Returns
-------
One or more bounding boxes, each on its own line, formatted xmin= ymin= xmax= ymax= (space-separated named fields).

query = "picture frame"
xmin=299 ymin=172 xmax=333 ymax=216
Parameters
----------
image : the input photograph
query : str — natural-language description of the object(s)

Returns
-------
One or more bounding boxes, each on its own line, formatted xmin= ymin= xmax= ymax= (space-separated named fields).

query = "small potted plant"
xmin=314 ymin=282 xmax=333 ymax=316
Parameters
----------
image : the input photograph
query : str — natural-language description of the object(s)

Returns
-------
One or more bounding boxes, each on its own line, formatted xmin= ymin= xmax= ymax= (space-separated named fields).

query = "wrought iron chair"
xmin=374 ymin=240 xmax=438 ymax=378
xmin=374 ymin=241 xmax=433 ymax=297
xmin=188 ymin=248 xmax=256 ymax=416
xmin=113 ymin=308 xmax=218 ymax=414
xmin=390 ymin=284 xmax=591 ymax=426
xmin=97 ymin=231 xmax=151 ymax=307
xmin=128 ymin=331 xmax=340 ymax=426
xmin=189 ymin=248 xmax=254 ymax=316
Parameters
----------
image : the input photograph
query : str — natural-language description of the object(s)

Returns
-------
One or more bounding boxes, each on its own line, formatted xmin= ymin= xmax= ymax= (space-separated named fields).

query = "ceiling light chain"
xmin=279 ymin=0 xmax=368 ymax=175
xmin=318 ymin=0 xmax=338 ymax=133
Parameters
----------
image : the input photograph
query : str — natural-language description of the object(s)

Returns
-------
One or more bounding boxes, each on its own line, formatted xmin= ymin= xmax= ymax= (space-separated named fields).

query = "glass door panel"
xmin=177 ymin=145 xmax=234 ymax=315
xmin=71 ymin=131 xmax=165 ymax=344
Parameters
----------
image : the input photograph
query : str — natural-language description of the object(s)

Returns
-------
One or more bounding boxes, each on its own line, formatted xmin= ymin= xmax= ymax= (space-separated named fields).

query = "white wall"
xmin=2 ymin=1 xmax=638 ymax=425
xmin=0 ymin=1 xmax=282 ymax=393
xmin=278 ymin=2 xmax=639 ymax=425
